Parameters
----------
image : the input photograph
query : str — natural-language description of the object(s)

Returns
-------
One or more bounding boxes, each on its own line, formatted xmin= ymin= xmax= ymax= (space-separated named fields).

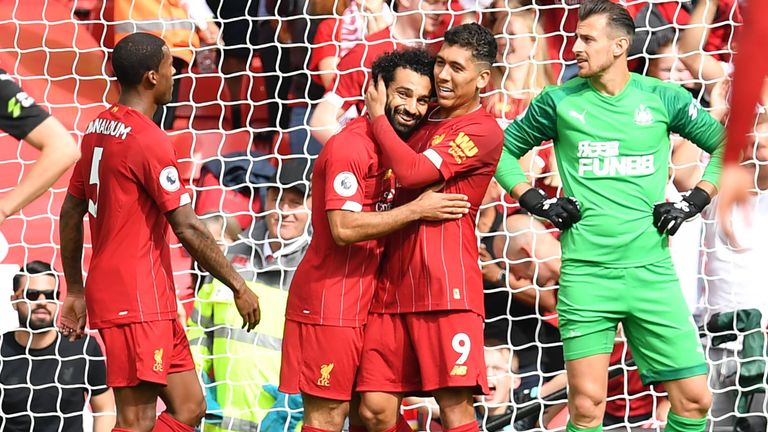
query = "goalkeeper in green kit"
xmin=495 ymin=1 xmax=723 ymax=431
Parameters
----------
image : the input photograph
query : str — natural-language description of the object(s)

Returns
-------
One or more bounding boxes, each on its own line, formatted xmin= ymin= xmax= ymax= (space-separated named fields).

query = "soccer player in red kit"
xmin=58 ymin=33 xmax=261 ymax=432
xmin=279 ymin=48 xmax=472 ymax=432
xmin=356 ymin=23 xmax=502 ymax=432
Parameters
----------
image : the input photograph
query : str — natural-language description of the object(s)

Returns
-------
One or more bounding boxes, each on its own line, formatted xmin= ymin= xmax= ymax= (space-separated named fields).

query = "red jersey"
xmin=285 ymin=117 xmax=395 ymax=327
xmin=67 ymin=104 xmax=190 ymax=329
xmin=331 ymin=28 xmax=399 ymax=116
xmin=370 ymin=107 xmax=503 ymax=316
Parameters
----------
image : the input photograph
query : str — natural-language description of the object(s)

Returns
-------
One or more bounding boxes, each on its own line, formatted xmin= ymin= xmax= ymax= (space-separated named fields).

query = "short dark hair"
xmin=371 ymin=48 xmax=435 ymax=88
xmin=13 ymin=261 xmax=57 ymax=292
xmin=443 ymin=23 xmax=497 ymax=66
xmin=579 ymin=0 xmax=635 ymax=42
xmin=112 ymin=32 xmax=167 ymax=87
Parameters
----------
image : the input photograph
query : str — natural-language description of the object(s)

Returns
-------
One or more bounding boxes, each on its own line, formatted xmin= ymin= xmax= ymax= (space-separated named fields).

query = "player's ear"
xmin=10 ymin=293 xmax=18 ymax=311
xmin=476 ymin=66 xmax=491 ymax=92
xmin=146 ymin=69 xmax=159 ymax=88
xmin=613 ymin=35 xmax=629 ymax=57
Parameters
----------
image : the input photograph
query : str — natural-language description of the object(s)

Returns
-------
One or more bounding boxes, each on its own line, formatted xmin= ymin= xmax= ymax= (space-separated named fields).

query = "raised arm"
xmin=677 ymin=0 xmax=729 ymax=94
xmin=166 ymin=204 xmax=261 ymax=330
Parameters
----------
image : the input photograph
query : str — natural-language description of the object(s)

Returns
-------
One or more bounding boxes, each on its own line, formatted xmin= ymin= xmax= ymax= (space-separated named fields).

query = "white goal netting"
xmin=1 ymin=0 xmax=765 ymax=431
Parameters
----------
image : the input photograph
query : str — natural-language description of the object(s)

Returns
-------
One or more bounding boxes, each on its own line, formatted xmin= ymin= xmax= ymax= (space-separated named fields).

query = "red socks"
xmin=152 ymin=412 xmax=194 ymax=432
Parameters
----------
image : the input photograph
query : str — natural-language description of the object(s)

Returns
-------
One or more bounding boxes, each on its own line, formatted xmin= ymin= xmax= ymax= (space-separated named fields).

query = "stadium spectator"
xmin=699 ymin=122 xmax=768 ymax=429
xmin=187 ymin=158 xmax=313 ymax=432
xmin=309 ymin=0 xmax=450 ymax=144
xmin=295 ymin=0 xmax=394 ymax=156
xmin=309 ymin=0 xmax=394 ymax=90
xmin=676 ymin=0 xmax=738 ymax=97
xmin=279 ymin=47 xmax=472 ymax=432
xmin=495 ymin=1 xmax=725 ymax=431
xmin=0 ymin=69 xmax=79 ymax=260
xmin=482 ymin=0 xmax=556 ymax=126
xmin=58 ymin=33 xmax=260 ymax=432
xmin=357 ymin=23 xmax=503 ymax=432
xmin=476 ymin=342 xmax=522 ymax=430
xmin=108 ymin=0 xmax=220 ymax=130
xmin=1 ymin=261 xmax=115 ymax=432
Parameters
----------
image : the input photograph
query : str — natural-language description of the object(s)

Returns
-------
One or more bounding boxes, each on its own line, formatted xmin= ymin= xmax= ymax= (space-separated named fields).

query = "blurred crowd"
xmin=3 ymin=0 xmax=768 ymax=431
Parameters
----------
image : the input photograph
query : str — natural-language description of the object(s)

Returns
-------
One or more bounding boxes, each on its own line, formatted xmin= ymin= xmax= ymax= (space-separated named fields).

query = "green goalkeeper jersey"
xmin=496 ymin=73 xmax=724 ymax=267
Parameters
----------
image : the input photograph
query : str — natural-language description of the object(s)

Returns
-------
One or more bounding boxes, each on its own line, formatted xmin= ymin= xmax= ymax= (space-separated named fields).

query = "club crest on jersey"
xmin=634 ymin=105 xmax=653 ymax=126
xmin=450 ymin=365 xmax=468 ymax=376
xmin=448 ymin=132 xmax=478 ymax=164
xmin=160 ymin=166 xmax=180 ymax=192
xmin=317 ymin=363 xmax=334 ymax=386
xmin=153 ymin=349 xmax=164 ymax=372
xmin=431 ymin=134 xmax=445 ymax=146
xmin=333 ymin=172 xmax=358 ymax=197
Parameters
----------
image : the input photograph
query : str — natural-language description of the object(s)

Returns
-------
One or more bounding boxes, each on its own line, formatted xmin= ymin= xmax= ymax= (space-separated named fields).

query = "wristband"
xmin=686 ymin=186 xmax=711 ymax=210
xmin=518 ymin=187 xmax=547 ymax=212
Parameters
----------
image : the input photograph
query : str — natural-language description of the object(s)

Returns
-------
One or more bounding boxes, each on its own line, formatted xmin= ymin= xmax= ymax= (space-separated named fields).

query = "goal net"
xmin=1 ymin=0 xmax=763 ymax=431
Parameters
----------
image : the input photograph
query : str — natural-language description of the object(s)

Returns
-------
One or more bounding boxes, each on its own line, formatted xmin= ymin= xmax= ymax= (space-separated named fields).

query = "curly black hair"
xmin=371 ymin=48 xmax=435 ymax=88
xmin=443 ymin=23 xmax=497 ymax=66
xmin=112 ymin=32 xmax=167 ymax=87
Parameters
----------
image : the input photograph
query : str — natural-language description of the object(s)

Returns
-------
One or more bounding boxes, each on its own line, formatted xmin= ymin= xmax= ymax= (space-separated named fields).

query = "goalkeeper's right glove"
xmin=519 ymin=187 xmax=581 ymax=230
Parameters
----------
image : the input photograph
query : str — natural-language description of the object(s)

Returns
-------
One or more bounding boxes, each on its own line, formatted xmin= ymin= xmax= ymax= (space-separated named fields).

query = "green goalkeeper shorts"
xmin=557 ymin=258 xmax=708 ymax=385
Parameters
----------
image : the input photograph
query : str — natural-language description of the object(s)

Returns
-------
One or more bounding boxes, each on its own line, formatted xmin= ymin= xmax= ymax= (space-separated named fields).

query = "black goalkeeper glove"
xmin=653 ymin=186 xmax=711 ymax=236
xmin=518 ymin=187 xmax=581 ymax=230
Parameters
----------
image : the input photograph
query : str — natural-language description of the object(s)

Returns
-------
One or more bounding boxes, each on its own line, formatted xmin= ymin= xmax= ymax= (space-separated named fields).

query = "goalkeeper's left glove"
xmin=653 ymin=186 xmax=711 ymax=236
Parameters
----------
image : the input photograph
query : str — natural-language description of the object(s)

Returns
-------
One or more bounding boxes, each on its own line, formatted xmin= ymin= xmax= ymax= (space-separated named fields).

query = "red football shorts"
xmin=279 ymin=319 xmax=365 ymax=400
xmin=98 ymin=319 xmax=195 ymax=387
xmin=357 ymin=311 xmax=489 ymax=394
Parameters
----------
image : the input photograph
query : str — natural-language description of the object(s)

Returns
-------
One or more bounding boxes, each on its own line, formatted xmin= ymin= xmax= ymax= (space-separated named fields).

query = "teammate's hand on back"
xmin=59 ymin=293 xmax=87 ymax=342
xmin=653 ymin=186 xmax=711 ymax=236
xmin=233 ymin=282 xmax=261 ymax=331
xmin=410 ymin=189 xmax=470 ymax=221
xmin=519 ymin=187 xmax=581 ymax=230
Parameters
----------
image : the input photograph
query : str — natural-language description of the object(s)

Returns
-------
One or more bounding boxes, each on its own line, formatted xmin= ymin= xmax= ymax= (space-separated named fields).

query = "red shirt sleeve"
xmin=66 ymin=157 xmax=86 ymax=199
xmin=128 ymin=130 xmax=190 ymax=213
xmin=332 ymin=43 xmax=368 ymax=112
xmin=309 ymin=18 xmax=341 ymax=73
xmin=323 ymin=137 xmax=371 ymax=212
xmin=421 ymin=116 xmax=504 ymax=182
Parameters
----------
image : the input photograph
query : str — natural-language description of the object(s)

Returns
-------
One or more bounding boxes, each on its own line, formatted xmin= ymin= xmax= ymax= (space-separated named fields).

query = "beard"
xmin=19 ymin=309 xmax=54 ymax=330
xmin=386 ymin=104 xmax=422 ymax=140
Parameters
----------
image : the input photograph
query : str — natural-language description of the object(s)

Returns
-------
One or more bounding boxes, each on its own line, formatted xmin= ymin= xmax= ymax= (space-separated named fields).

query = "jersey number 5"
xmin=88 ymin=147 xmax=104 ymax=217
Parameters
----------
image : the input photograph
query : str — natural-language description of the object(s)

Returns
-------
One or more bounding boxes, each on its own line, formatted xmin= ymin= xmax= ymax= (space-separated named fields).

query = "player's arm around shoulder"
xmin=327 ymin=190 xmax=471 ymax=246
xmin=166 ymin=204 xmax=261 ymax=331
xmin=323 ymin=132 xmax=471 ymax=245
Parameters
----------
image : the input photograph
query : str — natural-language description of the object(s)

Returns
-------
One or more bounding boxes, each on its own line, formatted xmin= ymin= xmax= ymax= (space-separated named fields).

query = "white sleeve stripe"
xmin=325 ymin=92 xmax=345 ymax=108
xmin=341 ymin=201 xmax=363 ymax=212
xmin=180 ymin=193 xmax=191 ymax=206
xmin=423 ymin=148 xmax=443 ymax=170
